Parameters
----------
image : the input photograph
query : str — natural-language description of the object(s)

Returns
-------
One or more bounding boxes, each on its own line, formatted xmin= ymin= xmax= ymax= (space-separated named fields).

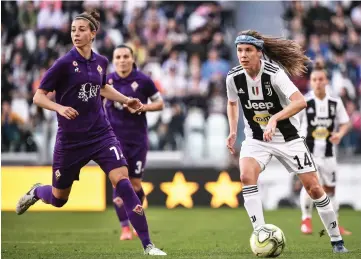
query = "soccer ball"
xmin=250 ymin=224 xmax=286 ymax=257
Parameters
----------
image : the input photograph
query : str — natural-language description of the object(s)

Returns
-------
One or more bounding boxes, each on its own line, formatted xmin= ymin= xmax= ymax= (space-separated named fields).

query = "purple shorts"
xmin=121 ymin=143 xmax=148 ymax=179
xmin=52 ymin=139 xmax=127 ymax=189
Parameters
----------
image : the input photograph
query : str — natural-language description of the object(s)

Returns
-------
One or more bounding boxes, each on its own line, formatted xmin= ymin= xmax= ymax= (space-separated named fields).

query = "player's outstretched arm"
xmin=33 ymin=89 xmax=79 ymax=120
xmin=126 ymin=94 xmax=164 ymax=114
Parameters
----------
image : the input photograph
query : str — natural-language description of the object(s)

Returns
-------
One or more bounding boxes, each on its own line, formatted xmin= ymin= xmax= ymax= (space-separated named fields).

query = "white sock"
xmin=242 ymin=185 xmax=265 ymax=229
xmin=328 ymin=193 xmax=339 ymax=218
xmin=300 ymin=187 xmax=314 ymax=220
xmin=314 ymin=193 xmax=342 ymax=242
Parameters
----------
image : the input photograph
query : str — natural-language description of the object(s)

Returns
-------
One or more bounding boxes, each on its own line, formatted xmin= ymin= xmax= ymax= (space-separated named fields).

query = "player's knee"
xmin=240 ymin=172 xmax=257 ymax=185
xmin=109 ymin=166 xmax=129 ymax=187
xmin=51 ymin=194 xmax=68 ymax=208
xmin=306 ymin=184 xmax=324 ymax=199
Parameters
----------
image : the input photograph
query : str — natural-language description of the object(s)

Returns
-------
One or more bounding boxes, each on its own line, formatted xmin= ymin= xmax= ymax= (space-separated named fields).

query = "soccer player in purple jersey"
xmin=105 ymin=45 xmax=164 ymax=241
xmin=15 ymin=10 xmax=166 ymax=256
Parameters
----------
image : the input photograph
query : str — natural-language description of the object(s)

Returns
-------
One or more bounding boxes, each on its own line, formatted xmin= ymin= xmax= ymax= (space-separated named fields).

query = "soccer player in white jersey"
xmin=299 ymin=63 xmax=351 ymax=236
xmin=226 ymin=30 xmax=348 ymax=253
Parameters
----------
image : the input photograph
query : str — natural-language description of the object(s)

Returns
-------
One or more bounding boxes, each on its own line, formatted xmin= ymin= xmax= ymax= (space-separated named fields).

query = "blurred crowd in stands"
xmin=1 ymin=0 xmax=233 ymax=155
xmin=283 ymin=1 xmax=361 ymax=155
xmin=1 ymin=0 xmax=360 ymax=159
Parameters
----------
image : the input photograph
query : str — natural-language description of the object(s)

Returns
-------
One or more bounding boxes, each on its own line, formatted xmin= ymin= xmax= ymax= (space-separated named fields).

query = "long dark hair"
xmin=238 ymin=30 xmax=311 ymax=77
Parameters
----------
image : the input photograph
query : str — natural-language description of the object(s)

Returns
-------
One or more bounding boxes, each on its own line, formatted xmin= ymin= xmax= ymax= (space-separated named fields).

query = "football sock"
xmin=35 ymin=185 xmax=67 ymax=207
xmin=34 ymin=185 xmax=52 ymax=203
xmin=243 ymin=185 xmax=265 ymax=229
xmin=314 ymin=193 xmax=342 ymax=242
xmin=112 ymin=188 xmax=130 ymax=227
xmin=328 ymin=193 xmax=339 ymax=218
xmin=115 ymin=179 xmax=151 ymax=248
xmin=300 ymin=187 xmax=313 ymax=220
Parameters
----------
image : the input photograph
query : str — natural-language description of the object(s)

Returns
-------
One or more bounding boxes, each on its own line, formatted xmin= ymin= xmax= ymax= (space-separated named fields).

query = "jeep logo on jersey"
xmin=244 ymin=100 xmax=274 ymax=110
xmin=253 ymin=113 xmax=271 ymax=125
xmin=310 ymin=118 xmax=333 ymax=127
xmin=78 ymin=83 xmax=101 ymax=102
xmin=312 ymin=127 xmax=330 ymax=140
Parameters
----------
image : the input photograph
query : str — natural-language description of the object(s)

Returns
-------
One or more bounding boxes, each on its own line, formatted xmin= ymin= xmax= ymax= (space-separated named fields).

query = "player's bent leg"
xmin=35 ymin=185 xmax=70 ymax=207
xmin=298 ymin=172 xmax=348 ymax=253
xmin=16 ymin=184 xmax=70 ymax=215
xmin=240 ymin=157 xmax=265 ymax=229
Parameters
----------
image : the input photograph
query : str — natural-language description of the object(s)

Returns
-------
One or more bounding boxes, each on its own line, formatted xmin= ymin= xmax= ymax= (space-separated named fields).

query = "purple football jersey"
xmin=105 ymin=69 xmax=158 ymax=146
xmin=39 ymin=47 xmax=117 ymax=149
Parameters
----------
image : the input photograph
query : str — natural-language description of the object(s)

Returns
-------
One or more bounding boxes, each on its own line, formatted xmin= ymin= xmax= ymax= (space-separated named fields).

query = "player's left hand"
xmin=264 ymin=117 xmax=277 ymax=142
xmin=226 ymin=132 xmax=237 ymax=155
xmin=329 ymin=132 xmax=342 ymax=145
xmin=123 ymin=104 xmax=145 ymax=114
xmin=126 ymin=97 xmax=143 ymax=113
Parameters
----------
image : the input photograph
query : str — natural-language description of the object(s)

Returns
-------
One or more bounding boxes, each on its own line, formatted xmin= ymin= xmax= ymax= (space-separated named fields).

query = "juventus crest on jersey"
xmin=226 ymin=60 xmax=301 ymax=142
xmin=300 ymin=93 xmax=349 ymax=157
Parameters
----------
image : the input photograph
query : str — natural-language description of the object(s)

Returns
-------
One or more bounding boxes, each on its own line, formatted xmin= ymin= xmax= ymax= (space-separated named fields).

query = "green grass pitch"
xmin=2 ymin=208 xmax=361 ymax=258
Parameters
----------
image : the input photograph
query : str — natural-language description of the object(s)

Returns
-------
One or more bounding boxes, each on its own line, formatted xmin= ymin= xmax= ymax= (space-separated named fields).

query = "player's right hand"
xmin=57 ymin=106 xmax=79 ymax=120
xmin=127 ymin=97 xmax=143 ymax=112
xmin=226 ymin=132 xmax=237 ymax=155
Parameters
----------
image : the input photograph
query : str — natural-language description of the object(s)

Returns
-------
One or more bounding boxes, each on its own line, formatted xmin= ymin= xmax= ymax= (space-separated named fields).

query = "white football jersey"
xmin=299 ymin=92 xmax=349 ymax=157
xmin=226 ymin=60 xmax=300 ymax=143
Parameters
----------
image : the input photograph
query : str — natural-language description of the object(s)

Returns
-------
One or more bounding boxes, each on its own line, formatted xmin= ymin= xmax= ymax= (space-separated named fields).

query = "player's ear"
xmin=91 ymin=31 xmax=96 ymax=41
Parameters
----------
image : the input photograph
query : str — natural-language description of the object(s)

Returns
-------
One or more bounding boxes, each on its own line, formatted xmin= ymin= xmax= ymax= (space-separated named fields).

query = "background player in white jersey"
xmin=226 ymin=30 xmax=347 ymax=253
xmin=299 ymin=63 xmax=351 ymax=236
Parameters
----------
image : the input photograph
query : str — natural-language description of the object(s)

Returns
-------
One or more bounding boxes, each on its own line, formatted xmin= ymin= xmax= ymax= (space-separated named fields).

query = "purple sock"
xmin=34 ymin=185 xmax=68 ymax=207
xmin=113 ymin=188 xmax=130 ymax=227
xmin=115 ymin=179 xmax=151 ymax=248
xmin=34 ymin=185 xmax=52 ymax=203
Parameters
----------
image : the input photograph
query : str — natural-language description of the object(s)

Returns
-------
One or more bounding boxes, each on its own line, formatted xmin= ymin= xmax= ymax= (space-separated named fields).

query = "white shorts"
xmin=313 ymin=156 xmax=337 ymax=187
xmin=240 ymin=138 xmax=317 ymax=174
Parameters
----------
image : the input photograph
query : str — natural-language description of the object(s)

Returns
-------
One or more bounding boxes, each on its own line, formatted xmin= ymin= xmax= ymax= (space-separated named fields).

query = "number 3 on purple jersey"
xmin=135 ymin=160 xmax=143 ymax=174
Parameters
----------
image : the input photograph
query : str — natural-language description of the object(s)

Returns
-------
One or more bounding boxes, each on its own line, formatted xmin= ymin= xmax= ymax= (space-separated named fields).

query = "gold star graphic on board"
xmin=160 ymin=172 xmax=199 ymax=209
xmin=205 ymin=171 xmax=242 ymax=208
xmin=141 ymin=182 xmax=154 ymax=208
